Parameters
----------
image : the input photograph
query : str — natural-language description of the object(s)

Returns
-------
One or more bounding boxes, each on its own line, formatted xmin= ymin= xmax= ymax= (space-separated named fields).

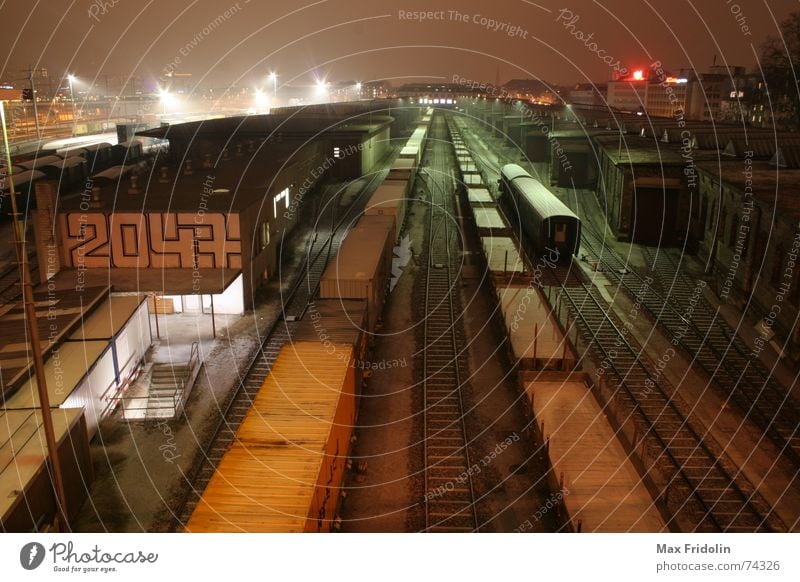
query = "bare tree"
xmin=760 ymin=11 xmax=800 ymax=129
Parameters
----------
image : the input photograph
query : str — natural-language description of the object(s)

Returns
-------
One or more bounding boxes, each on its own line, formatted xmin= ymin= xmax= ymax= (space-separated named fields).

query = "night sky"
xmin=0 ymin=0 xmax=797 ymax=89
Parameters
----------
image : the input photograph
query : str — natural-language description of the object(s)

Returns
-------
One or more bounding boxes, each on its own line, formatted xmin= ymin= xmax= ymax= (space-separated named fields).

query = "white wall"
xmin=202 ymin=274 xmax=244 ymax=315
xmin=62 ymin=347 xmax=116 ymax=439
xmin=164 ymin=274 xmax=244 ymax=316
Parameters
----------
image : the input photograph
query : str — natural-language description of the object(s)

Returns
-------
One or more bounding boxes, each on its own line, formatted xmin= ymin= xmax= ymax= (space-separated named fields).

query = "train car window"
xmin=554 ymin=223 xmax=567 ymax=243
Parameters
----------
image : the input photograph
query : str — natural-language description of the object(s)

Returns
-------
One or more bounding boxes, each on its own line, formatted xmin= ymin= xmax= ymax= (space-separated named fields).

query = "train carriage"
xmin=500 ymin=163 xmax=581 ymax=258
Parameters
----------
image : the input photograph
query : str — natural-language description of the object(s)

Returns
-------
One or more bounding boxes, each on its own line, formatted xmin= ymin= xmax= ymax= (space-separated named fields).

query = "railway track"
xmin=419 ymin=115 xmax=478 ymax=532
xmin=560 ymin=283 xmax=779 ymax=531
xmin=173 ymin=159 xmax=394 ymax=528
xmin=452 ymin=115 xmax=782 ymax=531
xmin=579 ymin=225 xmax=800 ymax=469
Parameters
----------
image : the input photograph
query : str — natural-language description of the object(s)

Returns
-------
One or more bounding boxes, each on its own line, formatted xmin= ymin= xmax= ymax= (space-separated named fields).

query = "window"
xmin=554 ymin=223 xmax=567 ymax=243
xmin=273 ymin=187 xmax=289 ymax=217
xmin=333 ymin=146 xmax=342 ymax=159
xmin=260 ymin=222 xmax=270 ymax=251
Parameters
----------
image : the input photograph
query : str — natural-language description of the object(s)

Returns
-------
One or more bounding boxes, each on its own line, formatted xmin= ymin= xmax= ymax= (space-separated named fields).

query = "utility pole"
xmin=28 ymin=65 xmax=41 ymax=140
xmin=0 ymin=100 xmax=69 ymax=531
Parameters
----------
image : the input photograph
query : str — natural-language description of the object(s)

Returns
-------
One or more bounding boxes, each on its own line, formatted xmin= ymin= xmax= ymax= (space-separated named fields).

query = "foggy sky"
xmin=0 ymin=0 xmax=797 ymax=91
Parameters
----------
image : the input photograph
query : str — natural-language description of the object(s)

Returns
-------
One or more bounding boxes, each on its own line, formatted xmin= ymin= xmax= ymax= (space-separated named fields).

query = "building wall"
xmin=607 ymin=81 xmax=647 ymax=112
xmin=697 ymin=170 xmax=800 ymax=356
xmin=596 ymin=149 xmax=689 ymax=245
xmin=239 ymin=141 xmax=327 ymax=307
xmin=0 ymin=414 xmax=92 ymax=532
xmin=58 ymin=211 xmax=243 ymax=270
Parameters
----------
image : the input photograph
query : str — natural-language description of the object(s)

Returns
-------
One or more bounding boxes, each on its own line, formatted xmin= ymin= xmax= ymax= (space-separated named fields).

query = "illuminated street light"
xmin=269 ymin=72 xmax=277 ymax=97
xmin=159 ymin=88 xmax=176 ymax=115
xmin=67 ymin=74 xmax=77 ymax=120
xmin=254 ymin=88 xmax=269 ymax=112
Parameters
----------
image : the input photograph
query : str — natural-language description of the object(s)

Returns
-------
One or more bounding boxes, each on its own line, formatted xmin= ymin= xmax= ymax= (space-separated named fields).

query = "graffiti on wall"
xmin=61 ymin=212 xmax=242 ymax=269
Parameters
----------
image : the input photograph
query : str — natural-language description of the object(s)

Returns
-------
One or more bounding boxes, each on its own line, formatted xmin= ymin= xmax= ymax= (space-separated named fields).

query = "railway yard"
xmin=2 ymin=103 xmax=799 ymax=534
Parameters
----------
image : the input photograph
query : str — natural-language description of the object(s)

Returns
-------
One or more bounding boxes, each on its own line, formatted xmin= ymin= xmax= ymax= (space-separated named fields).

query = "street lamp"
xmin=67 ymin=74 xmax=77 ymax=121
xmin=269 ymin=72 xmax=277 ymax=97
xmin=159 ymin=88 xmax=174 ymax=116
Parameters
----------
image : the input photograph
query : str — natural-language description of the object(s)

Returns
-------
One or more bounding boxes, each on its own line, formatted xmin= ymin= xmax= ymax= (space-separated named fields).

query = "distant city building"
xmin=606 ymin=65 xmax=770 ymax=126
xmin=502 ymin=79 xmax=558 ymax=103
xmin=568 ymin=83 xmax=608 ymax=106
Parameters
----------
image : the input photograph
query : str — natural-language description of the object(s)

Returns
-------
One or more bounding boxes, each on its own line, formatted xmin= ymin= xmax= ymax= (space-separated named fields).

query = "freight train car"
xmin=499 ymin=164 xmax=581 ymax=258
xmin=364 ymin=180 xmax=410 ymax=242
xmin=319 ymin=214 xmax=395 ymax=331
xmin=186 ymin=342 xmax=357 ymax=532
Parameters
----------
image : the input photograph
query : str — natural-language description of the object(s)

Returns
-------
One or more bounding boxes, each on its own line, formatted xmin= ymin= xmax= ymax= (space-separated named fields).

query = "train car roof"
xmin=90 ymin=165 xmax=136 ymax=181
xmin=42 ymin=156 xmax=87 ymax=170
xmin=501 ymin=163 xmax=530 ymax=182
xmin=16 ymin=155 xmax=63 ymax=170
xmin=2 ymin=169 xmax=45 ymax=190
xmin=514 ymin=176 xmax=580 ymax=222
xmin=80 ymin=142 xmax=113 ymax=152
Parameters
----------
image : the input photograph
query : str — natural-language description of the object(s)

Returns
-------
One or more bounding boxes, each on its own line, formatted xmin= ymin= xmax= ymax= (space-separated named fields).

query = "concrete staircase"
xmin=144 ymin=363 xmax=192 ymax=420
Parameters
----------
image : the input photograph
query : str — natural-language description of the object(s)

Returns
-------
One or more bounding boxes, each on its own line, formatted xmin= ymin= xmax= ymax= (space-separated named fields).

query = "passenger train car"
xmin=499 ymin=164 xmax=581 ymax=258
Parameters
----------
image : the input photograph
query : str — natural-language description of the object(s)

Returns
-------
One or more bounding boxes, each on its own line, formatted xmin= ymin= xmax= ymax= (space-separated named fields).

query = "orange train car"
xmin=186 ymin=342 xmax=357 ymax=533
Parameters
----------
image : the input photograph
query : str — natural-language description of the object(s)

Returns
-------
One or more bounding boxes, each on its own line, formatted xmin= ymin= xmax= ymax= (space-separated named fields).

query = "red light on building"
xmin=632 ymin=70 xmax=644 ymax=81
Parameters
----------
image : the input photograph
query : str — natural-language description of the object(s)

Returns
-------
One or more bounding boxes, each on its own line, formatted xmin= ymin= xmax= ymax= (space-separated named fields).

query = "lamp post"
xmin=0 ymin=100 xmax=69 ymax=531
xmin=269 ymin=72 xmax=277 ymax=98
xmin=67 ymin=74 xmax=77 ymax=122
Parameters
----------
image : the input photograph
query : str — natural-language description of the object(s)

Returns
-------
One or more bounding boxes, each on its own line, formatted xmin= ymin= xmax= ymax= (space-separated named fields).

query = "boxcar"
xmin=186 ymin=342 xmax=357 ymax=532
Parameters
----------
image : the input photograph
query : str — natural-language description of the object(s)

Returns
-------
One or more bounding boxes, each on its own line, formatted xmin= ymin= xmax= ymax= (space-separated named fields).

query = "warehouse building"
xmin=696 ymin=160 xmax=800 ymax=360
xmin=593 ymin=135 xmax=711 ymax=246
xmin=33 ymin=131 xmax=331 ymax=311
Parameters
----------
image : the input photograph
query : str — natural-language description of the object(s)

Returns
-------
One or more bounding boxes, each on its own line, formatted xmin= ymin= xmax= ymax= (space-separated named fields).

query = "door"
xmin=631 ymin=186 xmax=678 ymax=245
